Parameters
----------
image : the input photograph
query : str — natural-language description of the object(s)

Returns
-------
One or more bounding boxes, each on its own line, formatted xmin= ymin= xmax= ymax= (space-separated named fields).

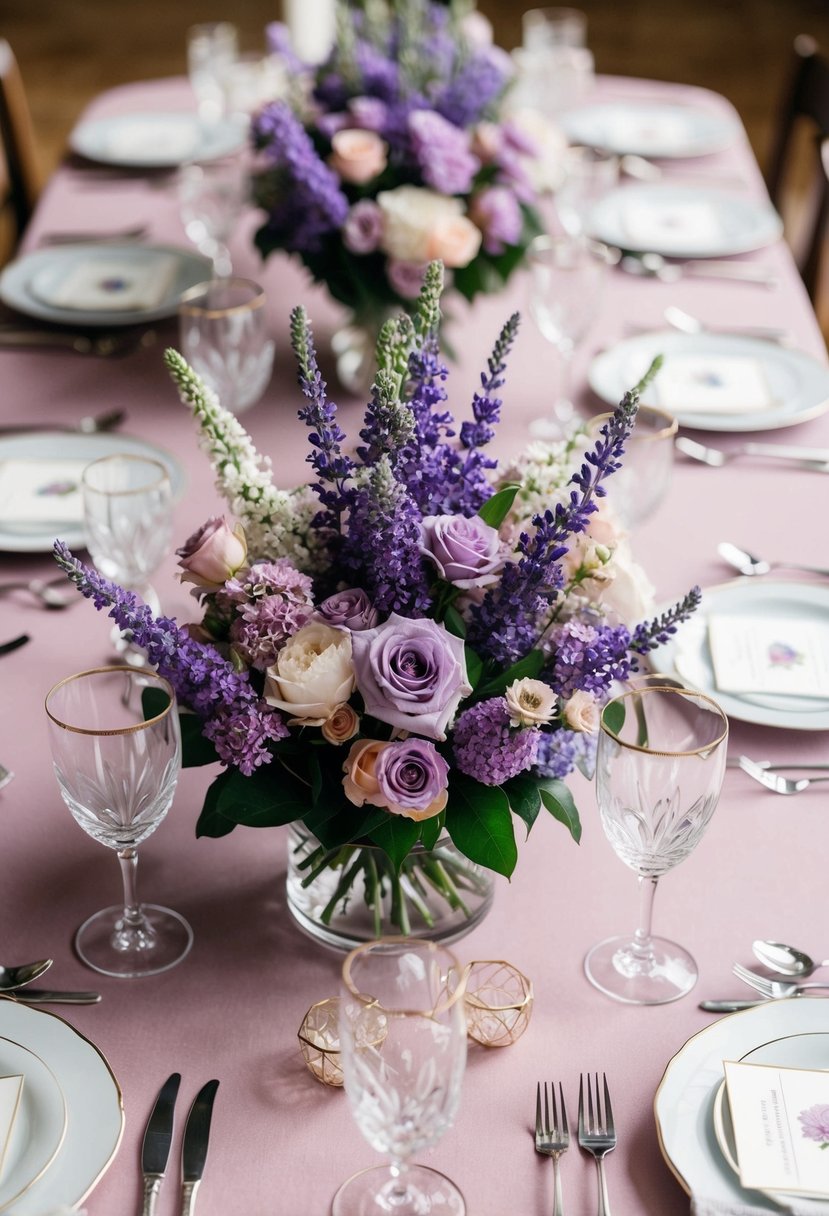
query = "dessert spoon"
xmin=752 ymin=940 xmax=829 ymax=977
xmin=718 ymin=540 xmax=829 ymax=577
xmin=0 ymin=959 xmax=53 ymax=991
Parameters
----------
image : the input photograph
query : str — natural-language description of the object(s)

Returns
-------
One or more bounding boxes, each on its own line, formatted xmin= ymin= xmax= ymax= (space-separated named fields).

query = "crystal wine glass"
xmin=178 ymin=153 xmax=249 ymax=277
xmin=45 ymin=667 xmax=193 ymax=977
xmin=81 ymin=453 xmax=173 ymax=662
xmin=334 ymin=938 xmax=468 ymax=1216
xmin=585 ymin=685 xmax=728 ymax=1005
xmin=527 ymin=233 xmax=606 ymax=438
xmin=178 ymin=277 xmax=275 ymax=414
xmin=187 ymin=21 xmax=238 ymax=126
xmin=586 ymin=405 xmax=678 ymax=527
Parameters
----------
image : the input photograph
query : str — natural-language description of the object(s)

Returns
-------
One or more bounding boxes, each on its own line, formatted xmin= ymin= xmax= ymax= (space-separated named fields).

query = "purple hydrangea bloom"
xmin=408 ymin=109 xmax=480 ymax=195
xmin=453 ymin=697 xmax=540 ymax=785
xmin=533 ymin=728 xmax=596 ymax=780
xmin=470 ymin=185 xmax=523 ymax=254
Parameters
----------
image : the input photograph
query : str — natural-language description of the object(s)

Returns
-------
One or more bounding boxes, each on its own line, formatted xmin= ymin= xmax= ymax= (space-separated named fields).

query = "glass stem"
xmin=633 ymin=874 xmax=659 ymax=960
xmin=556 ymin=341 xmax=576 ymax=421
xmin=117 ymin=847 xmax=145 ymax=930
xmin=388 ymin=1159 xmax=410 ymax=1206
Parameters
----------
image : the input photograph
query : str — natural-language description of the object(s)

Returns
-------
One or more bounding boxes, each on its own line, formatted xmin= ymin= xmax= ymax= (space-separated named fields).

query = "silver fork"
xmin=732 ymin=963 xmax=829 ymax=999
xmin=578 ymin=1073 xmax=616 ymax=1216
xmin=535 ymin=1081 xmax=569 ymax=1216
xmin=739 ymin=756 xmax=829 ymax=795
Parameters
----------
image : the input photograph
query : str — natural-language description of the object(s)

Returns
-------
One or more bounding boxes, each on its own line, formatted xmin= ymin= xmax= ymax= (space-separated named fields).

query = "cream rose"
xmin=505 ymin=678 xmax=557 ymax=728
xmin=377 ymin=186 xmax=480 ymax=267
xmin=562 ymin=690 xmax=600 ymax=734
xmin=322 ymin=703 xmax=360 ymax=745
xmin=264 ymin=622 xmax=354 ymax=726
xmin=329 ymin=128 xmax=388 ymax=185
xmin=342 ymin=739 xmax=391 ymax=807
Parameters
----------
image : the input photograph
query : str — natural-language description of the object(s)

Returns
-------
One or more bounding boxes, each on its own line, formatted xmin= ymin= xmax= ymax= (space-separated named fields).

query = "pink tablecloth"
xmin=0 ymin=74 xmax=828 ymax=1216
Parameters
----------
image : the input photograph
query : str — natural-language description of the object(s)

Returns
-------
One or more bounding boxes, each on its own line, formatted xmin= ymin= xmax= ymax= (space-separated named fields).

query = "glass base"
xmin=75 ymin=903 xmax=193 ymax=978
xmin=332 ymin=1165 xmax=465 ymax=1216
xmin=584 ymin=933 xmax=698 ymax=1005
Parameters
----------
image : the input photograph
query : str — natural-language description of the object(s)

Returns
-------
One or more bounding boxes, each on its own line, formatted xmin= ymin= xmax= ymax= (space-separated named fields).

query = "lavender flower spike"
xmin=631 ymin=586 xmax=702 ymax=653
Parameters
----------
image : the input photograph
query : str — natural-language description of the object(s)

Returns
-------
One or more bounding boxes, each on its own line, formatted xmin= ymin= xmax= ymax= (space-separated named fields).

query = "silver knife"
xmin=141 ymin=1072 xmax=181 ymax=1216
xmin=699 ymin=999 xmax=768 ymax=1012
xmin=181 ymin=1079 xmax=220 ymax=1216
xmin=12 ymin=989 xmax=101 ymax=1004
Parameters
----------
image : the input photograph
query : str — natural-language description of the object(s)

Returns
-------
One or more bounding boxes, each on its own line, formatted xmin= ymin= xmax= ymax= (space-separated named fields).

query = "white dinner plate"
xmin=559 ymin=100 xmax=741 ymax=158
xmin=654 ymin=1000 xmax=829 ymax=1213
xmin=713 ymin=1032 xmax=829 ymax=1209
xmin=657 ymin=580 xmax=829 ymax=731
xmin=588 ymin=332 xmax=829 ymax=432
xmin=70 ymin=109 xmax=247 ymax=167
xmin=0 ymin=243 xmax=213 ymax=327
xmin=0 ymin=1000 xmax=123 ymax=1214
xmin=0 ymin=431 xmax=186 ymax=553
xmin=0 ymin=1037 xmax=67 ymax=1213
xmin=586 ymin=183 xmax=783 ymax=257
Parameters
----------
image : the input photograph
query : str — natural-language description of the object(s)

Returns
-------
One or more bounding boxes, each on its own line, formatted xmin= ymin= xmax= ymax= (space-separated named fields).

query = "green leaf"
xmin=538 ymin=779 xmax=582 ymax=844
xmin=366 ymin=816 xmax=420 ymax=872
xmin=180 ymin=713 xmax=221 ymax=768
xmin=476 ymin=650 xmax=545 ymax=698
xmin=195 ymin=771 xmax=238 ymax=839
xmin=419 ymin=811 xmax=444 ymax=852
xmin=501 ymin=775 xmax=542 ymax=837
xmin=602 ymin=699 xmax=626 ymax=738
xmin=445 ymin=776 xmax=517 ymax=877
xmin=302 ymin=801 xmax=387 ymax=850
xmin=141 ymin=686 xmax=170 ymax=721
xmin=216 ymin=765 xmax=309 ymax=828
xmin=477 ymin=484 xmax=520 ymax=530
xmin=443 ymin=605 xmax=466 ymax=639
xmin=464 ymin=644 xmax=484 ymax=690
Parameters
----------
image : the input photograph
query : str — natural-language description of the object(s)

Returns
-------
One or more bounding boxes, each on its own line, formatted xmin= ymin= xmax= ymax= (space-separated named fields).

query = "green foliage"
xmin=478 ymin=483 xmax=520 ymax=529
xmin=444 ymin=774 xmax=517 ymax=877
xmin=502 ymin=774 xmax=542 ymax=836
xmin=476 ymin=649 xmax=545 ymax=698
xmin=538 ymin=779 xmax=582 ymax=844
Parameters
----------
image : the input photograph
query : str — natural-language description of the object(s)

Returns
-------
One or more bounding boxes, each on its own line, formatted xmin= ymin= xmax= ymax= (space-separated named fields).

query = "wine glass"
xmin=554 ymin=145 xmax=619 ymax=239
xmin=178 ymin=153 xmax=249 ymax=277
xmin=81 ymin=454 xmax=173 ymax=662
xmin=527 ymin=233 xmax=606 ymax=438
xmin=178 ymin=277 xmax=275 ymax=414
xmin=586 ymin=405 xmax=678 ymax=527
xmin=187 ymin=21 xmax=238 ymax=126
xmin=45 ymin=667 xmax=193 ymax=977
xmin=585 ymin=685 xmax=728 ymax=1005
xmin=334 ymin=938 xmax=468 ymax=1216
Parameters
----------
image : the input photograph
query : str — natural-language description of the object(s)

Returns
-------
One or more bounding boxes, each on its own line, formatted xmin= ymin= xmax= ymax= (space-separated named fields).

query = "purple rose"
xmin=351 ymin=613 xmax=472 ymax=741
xmin=375 ymin=738 xmax=449 ymax=821
xmin=408 ymin=109 xmax=480 ymax=195
xmin=420 ymin=514 xmax=503 ymax=589
xmin=386 ymin=258 xmax=427 ymax=300
xmin=343 ymin=199 xmax=384 ymax=254
xmin=469 ymin=186 xmax=523 ymax=254
xmin=316 ymin=588 xmax=379 ymax=631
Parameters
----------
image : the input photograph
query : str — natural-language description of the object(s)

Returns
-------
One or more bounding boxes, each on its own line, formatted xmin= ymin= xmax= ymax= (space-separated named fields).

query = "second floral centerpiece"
xmin=55 ymin=262 xmax=698 ymax=950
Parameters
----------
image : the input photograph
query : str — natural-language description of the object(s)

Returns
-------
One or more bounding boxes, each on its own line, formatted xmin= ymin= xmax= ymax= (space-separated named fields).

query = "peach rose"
xmin=562 ymin=690 xmax=600 ymax=734
xmin=342 ymin=739 xmax=392 ymax=807
xmin=426 ymin=215 xmax=482 ymax=269
xmin=322 ymin=703 xmax=360 ymax=745
xmin=329 ymin=129 xmax=388 ymax=185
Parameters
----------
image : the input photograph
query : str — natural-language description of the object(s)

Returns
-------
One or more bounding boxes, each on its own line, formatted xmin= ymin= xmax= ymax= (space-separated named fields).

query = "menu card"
xmin=0 ymin=1075 xmax=23 ymax=1178
xmin=29 ymin=251 xmax=179 ymax=312
xmin=724 ymin=1060 xmax=829 ymax=1197
xmin=0 ymin=459 xmax=87 ymax=527
xmin=654 ymin=354 xmax=773 ymax=415
xmin=708 ymin=613 xmax=829 ymax=699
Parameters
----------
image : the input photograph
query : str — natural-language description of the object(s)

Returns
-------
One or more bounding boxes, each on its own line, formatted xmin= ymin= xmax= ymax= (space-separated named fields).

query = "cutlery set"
xmin=142 ymin=1073 xmax=219 ymax=1216
xmin=0 ymin=957 xmax=101 ymax=1004
xmin=677 ymin=436 xmax=829 ymax=472
xmin=700 ymin=944 xmax=829 ymax=1011
xmin=535 ymin=1074 xmax=616 ymax=1215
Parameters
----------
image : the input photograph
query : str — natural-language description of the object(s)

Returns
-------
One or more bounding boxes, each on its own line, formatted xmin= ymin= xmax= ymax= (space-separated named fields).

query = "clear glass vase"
xmin=286 ymin=823 xmax=495 ymax=952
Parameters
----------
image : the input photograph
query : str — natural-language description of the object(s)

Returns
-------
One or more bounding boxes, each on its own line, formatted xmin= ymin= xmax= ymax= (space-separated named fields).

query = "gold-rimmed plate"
xmin=0 ymin=1037 xmax=67 ymax=1213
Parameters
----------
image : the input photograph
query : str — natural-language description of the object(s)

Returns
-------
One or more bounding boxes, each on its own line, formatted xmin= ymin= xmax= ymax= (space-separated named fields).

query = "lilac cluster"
xmin=408 ymin=109 xmax=479 ymax=195
xmin=534 ymin=729 xmax=597 ymax=781
xmin=53 ymin=543 xmax=286 ymax=775
xmin=453 ymin=697 xmax=540 ymax=786
xmin=546 ymin=621 xmax=634 ymax=700
xmin=435 ymin=48 xmax=510 ymax=128
xmin=219 ymin=560 xmax=315 ymax=671
xmin=252 ymin=102 xmax=348 ymax=254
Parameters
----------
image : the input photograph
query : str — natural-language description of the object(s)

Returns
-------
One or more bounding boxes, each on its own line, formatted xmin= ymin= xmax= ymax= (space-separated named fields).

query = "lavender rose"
xmin=351 ymin=613 xmax=472 ymax=740
xmin=177 ymin=516 xmax=247 ymax=592
xmin=316 ymin=588 xmax=379 ymax=631
xmin=343 ymin=200 xmax=384 ymax=255
xmin=375 ymin=739 xmax=449 ymax=821
xmin=420 ymin=514 xmax=503 ymax=589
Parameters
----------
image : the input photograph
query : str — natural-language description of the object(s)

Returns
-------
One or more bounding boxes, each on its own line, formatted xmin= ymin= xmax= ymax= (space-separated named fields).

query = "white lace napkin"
xmin=29 ymin=251 xmax=180 ymax=312
xmin=693 ymin=1197 xmax=822 ymax=1215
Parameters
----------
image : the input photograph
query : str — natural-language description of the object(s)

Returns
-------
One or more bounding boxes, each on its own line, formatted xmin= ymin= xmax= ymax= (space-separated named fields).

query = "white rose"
xmin=377 ymin=186 xmax=466 ymax=263
xmin=562 ymin=690 xmax=600 ymax=733
xmin=264 ymin=622 xmax=355 ymax=726
xmin=505 ymin=678 xmax=557 ymax=728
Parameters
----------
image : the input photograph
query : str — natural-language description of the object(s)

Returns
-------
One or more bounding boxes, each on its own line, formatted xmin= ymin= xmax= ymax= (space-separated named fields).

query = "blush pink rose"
xmin=176 ymin=517 xmax=247 ymax=591
xmin=329 ymin=129 xmax=388 ymax=185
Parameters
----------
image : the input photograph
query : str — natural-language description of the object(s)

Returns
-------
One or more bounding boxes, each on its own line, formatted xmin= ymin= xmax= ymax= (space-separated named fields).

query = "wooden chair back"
xmin=0 ymin=39 xmax=40 ymax=253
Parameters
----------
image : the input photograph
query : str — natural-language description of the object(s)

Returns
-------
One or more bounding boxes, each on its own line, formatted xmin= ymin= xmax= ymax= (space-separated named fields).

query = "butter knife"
xmin=699 ymin=999 xmax=768 ymax=1012
xmin=141 ymin=1072 xmax=181 ymax=1216
xmin=181 ymin=1079 xmax=219 ymax=1216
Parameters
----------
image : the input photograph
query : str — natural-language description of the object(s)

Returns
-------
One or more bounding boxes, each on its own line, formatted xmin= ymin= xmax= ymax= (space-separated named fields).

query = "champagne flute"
xmin=45 ymin=667 xmax=193 ymax=977
xmin=585 ymin=685 xmax=728 ymax=1005
xmin=528 ymin=233 xmax=606 ymax=438
xmin=334 ymin=938 xmax=468 ymax=1216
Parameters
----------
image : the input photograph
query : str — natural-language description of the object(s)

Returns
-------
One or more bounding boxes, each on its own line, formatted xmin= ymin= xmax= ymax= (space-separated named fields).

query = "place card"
xmin=708 ymin=613 xmax=829 ymax=699
xmin=654 ymin=354 xmax=773 ymax=415
xmin=724 ymin=1060 xmax=829 ymax=1197
xmin=622 ymin=198 xmax=722 ymax=251
xmin=29 ymin=251 xmax=180 ymax=312
xmin=0 ymin=458 xmax=88 ymax=526
xmin=0 ymin=1075 xmax=23 ymax=1178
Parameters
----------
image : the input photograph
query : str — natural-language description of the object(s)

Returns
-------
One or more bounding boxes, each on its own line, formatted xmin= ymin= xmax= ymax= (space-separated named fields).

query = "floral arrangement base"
xmin=286 ymin=825 xmax=494 ymax=952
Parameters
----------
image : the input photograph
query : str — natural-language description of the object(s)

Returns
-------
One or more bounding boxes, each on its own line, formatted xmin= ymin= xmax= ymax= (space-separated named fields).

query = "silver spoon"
xmin=664 ymin=305 xmax=789 ymax=342
xmin=677 ymin=437 xmax=829 ymax=473
xmin=618 ymin=251 xmax=779 ymax=286
xmin=0 ymin=575 xmax=76 ymax=610
xmin=718 ymin=540 xmax=829 ymax=578
xmin=0 ymin=959 xmax=53 ymax=992
xmin=752 ymin=940 xmax=829 ymax=977
xmin=0 ymin=408 xmax=126 ymax=436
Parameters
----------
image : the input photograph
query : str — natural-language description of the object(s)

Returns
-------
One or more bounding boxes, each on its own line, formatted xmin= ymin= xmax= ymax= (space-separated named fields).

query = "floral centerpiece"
xmin=53 ymin=263 xmax=699 ymax=948
xmin=251 ymin=0 xmax=562 ymax=376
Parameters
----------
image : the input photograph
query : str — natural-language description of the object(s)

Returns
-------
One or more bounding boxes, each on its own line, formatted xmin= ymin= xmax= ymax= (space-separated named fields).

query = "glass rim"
xmin=178 ymin=277 xmax=267 ymax=318
xmin=522 ymin=6 xmax=587 ymax=24
xmin=341 ymin=937 xmax=467 ymax=1018
xmin=45 ymin=667 xmax=176 ymax=736
xmin=81 ymin=454 xmax=171 ymax=497
xmin=588 ymin=406 xmax=678 ymax=442
xmin=599 ymin=685 xmax=729 ymax=756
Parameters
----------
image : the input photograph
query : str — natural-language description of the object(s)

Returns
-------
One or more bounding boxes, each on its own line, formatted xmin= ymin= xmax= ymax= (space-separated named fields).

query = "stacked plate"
xmin=655 ymin=999 xmax=829 ymax=1212
xmin=0 ymin=999 xmax=123 ymax=1212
